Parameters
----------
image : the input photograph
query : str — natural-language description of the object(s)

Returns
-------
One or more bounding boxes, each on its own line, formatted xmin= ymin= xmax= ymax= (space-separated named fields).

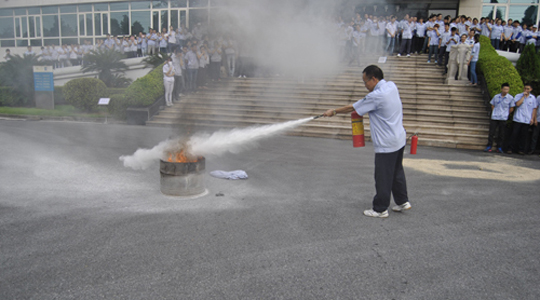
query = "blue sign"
xmin=33 ymin=66 xmax=54 ymax=92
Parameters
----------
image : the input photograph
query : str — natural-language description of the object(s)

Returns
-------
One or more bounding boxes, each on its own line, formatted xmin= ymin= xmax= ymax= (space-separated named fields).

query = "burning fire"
xmin=167 ymin=149 xmax=200 ymax=163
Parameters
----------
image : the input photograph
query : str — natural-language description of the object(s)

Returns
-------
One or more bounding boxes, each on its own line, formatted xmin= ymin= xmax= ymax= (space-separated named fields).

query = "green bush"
xmin=107 ymin=94 xmax=127 ymax=119
xmin=477 ymin=35 xmax=523 ymax=98
xmin=63 ymin=78 xmax=108 ymax=112
xmin=108 ymin=63 xmax=164 ymax=118
xmin=53 ymin=86 xmax=67 ymax=105
xmin=107 ymin=87 xmax=127 ymax=96
xmin=0 ymin=86 xmax=22 ymax=106
xmin=516 ymin=44 xmax=540 ymax=93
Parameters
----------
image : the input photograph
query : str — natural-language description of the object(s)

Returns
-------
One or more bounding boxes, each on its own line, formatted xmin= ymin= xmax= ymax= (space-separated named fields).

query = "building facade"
xmin=0 ymin=0 xmax=539 ymax=53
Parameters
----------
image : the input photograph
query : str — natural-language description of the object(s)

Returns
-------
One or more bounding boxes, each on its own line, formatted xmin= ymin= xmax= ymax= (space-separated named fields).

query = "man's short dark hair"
xmin=501 ymin=83 xmax=510 ymax=88
xmin=451 ymin=27 xmax=457 ymax=32
xmin=363 ymin=65 xmax=384 ymax=81
xmin=524 ymin=83 xmax=532 ymax=88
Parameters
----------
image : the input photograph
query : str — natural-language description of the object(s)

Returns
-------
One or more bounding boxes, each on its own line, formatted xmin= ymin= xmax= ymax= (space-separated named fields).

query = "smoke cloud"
xmin=121 ymin=117 xmax=313 ymax=170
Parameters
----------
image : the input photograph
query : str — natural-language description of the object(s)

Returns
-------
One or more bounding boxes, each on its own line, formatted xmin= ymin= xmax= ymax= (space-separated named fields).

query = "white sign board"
xmin=378 ymin=57 xmax=387 ymax=64
xmin=98 ymin=98 xmax=110 ymax=105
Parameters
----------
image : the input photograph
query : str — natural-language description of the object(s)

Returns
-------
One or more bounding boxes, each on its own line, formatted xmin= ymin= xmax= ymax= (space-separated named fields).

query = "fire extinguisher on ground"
xmin=410 ymin=133 xmax=418 ymax=155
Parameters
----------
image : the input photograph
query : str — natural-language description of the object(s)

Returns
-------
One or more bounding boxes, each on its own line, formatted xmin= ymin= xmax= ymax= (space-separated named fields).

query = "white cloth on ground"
xmin=210 ymin=170 xmax=248 ymax=180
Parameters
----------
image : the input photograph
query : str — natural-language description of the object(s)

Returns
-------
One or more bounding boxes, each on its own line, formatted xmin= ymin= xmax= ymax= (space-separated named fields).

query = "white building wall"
xmin=459 ymin=0 xmax=482 ymax=18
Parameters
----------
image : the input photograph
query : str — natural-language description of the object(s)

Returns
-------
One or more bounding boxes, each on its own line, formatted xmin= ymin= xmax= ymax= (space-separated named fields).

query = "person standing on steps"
xmin=321 ymin=65 xmax=410 ymax=218
xmin=484 ymin=83 xmax=514 ymax=153
xmin=163 ymin=57 xmax=175 ymax=107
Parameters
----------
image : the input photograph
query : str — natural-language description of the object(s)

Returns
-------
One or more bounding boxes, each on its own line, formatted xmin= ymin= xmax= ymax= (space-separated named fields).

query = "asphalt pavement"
xmin=1 ymin=119 xmax=539 ymax=300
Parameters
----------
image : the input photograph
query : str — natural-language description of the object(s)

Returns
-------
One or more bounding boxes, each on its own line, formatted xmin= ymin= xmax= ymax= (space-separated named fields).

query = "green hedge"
xmin=54 ymin=86 xmax=66 ymax=105
xmin=108 ymin=63 xmax=164 ymax=118
xmin=477 ymin=35 xmax=523 ymax=98
xmin=0 ymin=86 xmax=22 ymax=106
xmin=63 ymin=78 xmax=108 ymax=112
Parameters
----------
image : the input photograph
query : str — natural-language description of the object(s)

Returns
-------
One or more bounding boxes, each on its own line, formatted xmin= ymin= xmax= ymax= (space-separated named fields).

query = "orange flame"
xmin=167 ymin=149 xmax=199 ymax=163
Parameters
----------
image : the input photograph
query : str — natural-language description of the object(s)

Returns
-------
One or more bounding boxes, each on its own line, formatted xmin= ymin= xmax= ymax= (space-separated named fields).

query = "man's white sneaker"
xmin=363 ymin=209 xmax=389 ymax=218
xmin=392 ymin=202 xmax=412 ymax=212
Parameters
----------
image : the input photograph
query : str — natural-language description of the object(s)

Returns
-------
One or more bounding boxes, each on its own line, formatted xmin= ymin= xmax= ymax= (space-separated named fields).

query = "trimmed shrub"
xmin=516 ymin=44 xmax=540 ymax=93
xmin=0 ymin=86 xmax=22 ymax=106
xmin=108 ymin=63 xmax=164 ymax=118
xmin=53 ymin=86 xmax=67 ymax=105
xmin=63 ymin=78 xmax=108 ymax=112
xmin=107 ymin=94 xmax=127 ymax=119
xmin=107 ymin=87 xmax=127 ymax=96
xmin=477 ymin=35 xmax=523 ymax=98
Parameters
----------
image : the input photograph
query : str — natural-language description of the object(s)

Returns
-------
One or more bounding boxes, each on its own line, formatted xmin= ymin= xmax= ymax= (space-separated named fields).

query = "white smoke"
xmin=120 ymin=117 xmax=313 ymax=170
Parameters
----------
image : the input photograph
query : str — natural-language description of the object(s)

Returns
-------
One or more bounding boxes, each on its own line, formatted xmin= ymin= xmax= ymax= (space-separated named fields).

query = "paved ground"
xmin=1 ymin=119 xmax=539 ymax=300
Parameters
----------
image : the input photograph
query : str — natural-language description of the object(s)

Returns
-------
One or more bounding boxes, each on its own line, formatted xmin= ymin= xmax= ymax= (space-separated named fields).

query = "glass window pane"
xmin=0 ymin=9 xmax=13 ymax=17
xmin=29 ymin=16 xmax=35 ymax=37
xmin=60 ymin=5 xmax=77 ymax=13
xmin=495 ymin=6 xmax=507 ymax=20
xmin=483 ymin=0 xmax=508 ymax=2
xmin=60 ymin=14 xmax=77 ymax=36
xmin=36 ymin=17 xmax=41 ymax=37
xmin=132 ymin=1 xmax=151 ymax=9
xmin=180 ymin=10 xmax=186 ymax=27
xmin=171 ymin=0 xmax=187 ymax=8
xmin=95 ymin=14 xmax=101 ymax=35
xmin=190 ymin=0 xmax=208 ymax=7
xmin=110 ymin=2 xmax=129 ymax=11
xmin=0 ymin=17 xmax=14 ymax=38
xmin=62 ymin=38 xmax=78 ymax=45
xmin=171 ymin=10 xmax=178 ymax=28
xmin=511 ymin=0 xmax=538 ymax=3
xmin=79 ymin=15 xmax=85 ymax=35
xmin=103 ymin=13 xmax=108 ymax=34
xmin=509 ymin=5 xmax=538 ymax=25
xmin=161 ymin=10 xmax=168 ymax=31
xmin=152 ymin=11 xmax=159 ymax=30
xmin=1 ymin=40 xmax=15 ymax=47
xmin=79 ymin=4 xmax=93 ymax=12
xmin=94 ymin=4 xmax=109 ymax=12
xmin=152 ymin=1 xmax=168 ymax=8
xmin=30 ymin=39 xmax=42 ymax=46
xmin=111 ymin=12 xmax=130 ymax=35
xmin=43 ymin=15 xmax=59 ymax=37
xmin=15 ymin=18 xmax=20 ymax=38
xmin=22 ymin=17 xmax=28 ymax=38
xmin=17 ymin=40 xmax=28 ymax=47
xmin=14 ymin=9 xmax=26 ymax=16
xmin=43 ymin=39 xmax=59 ymax=46
xmin=131 ymin=11 xmax=150 ymax=35
xmin=86 ymin=14 xmax=93 ymax=35
xmin=42 ymin=6 xmax=59 ymax=14
xmin=482 ymin=5 xmax=494 ymax=18
xmin=28 ymin=8 xmax=40 ymax=15
xmin=189 ymin=9 xmax=208 ymax=28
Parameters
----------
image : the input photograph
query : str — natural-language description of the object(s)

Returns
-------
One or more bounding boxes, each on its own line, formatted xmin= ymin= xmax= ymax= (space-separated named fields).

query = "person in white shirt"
xmin=197 ymin=45 xmax=209 ymax=88
xmin=184 ymin=44 xmax=199 ymax=92
xmin=69 ymin=44 xmax=79 ymax=66
xmin=167 ymin=25 xmax=178 ymax=53
xmin=139 ymin=32 xmax=147 ymax=57
xmin=57 ymin=45 xmax=68 ymax=68
xmin=502 ymin=20 xmax=513 ymax=51
xmin=467 ymin=34 xmax=480 ymax=86
xmin=414 ymin=17 xmax=427 ymax=54
xmin=509 ymin=84 xmax=538 ymax=154
xmin=50 ymin=45 xmax=58 ymax=68
xmin=171 ymin=49 xmax=184 ymax=101
xmin=148 ymin=29 xmax=158 ymax=55
xmin=464 ymin=29 xmax=475 ymax=46
xmin=427 ymin=23 xmax=441 ymax=63
xmin=321 ymin=65 xmax=410 ymax=218
xmin=208 ymin=40 xmax=222 ymax=81
xmin=224 ymin=35 xmax=236 ymax=77
xmin=3 ymin=49 xmax=11 ymax=61
xmin=351 ymin=24 xmax=364 ymax=66
xmin=443 ymin=27 xmax=459 ymax=74
xmin=398 ymin=18 xmax=413 ymax=57
xmin=24 ymin=46 xmax=35 ymax=56
xmin=122 ymin=36 xmax=130 ymax=56
xmin=484 ymin=83 xmax=514 ymax=153
xmin=162 ymin=57 xmax=175 ymax=107
xmin=491 ymin=19 xmax=503 ymax=50
xmin=385 ymin=16 xmax=397 ymax=55
xmin=160 ymin=28 xmax=168 ymax=53
xmin=129 ymin=35 xmax=137 ymax=58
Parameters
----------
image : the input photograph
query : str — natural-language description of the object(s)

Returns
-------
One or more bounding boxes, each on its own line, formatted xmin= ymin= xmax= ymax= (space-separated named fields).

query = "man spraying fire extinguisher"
xmin=322 ymin=65 xmax=410 ymax=218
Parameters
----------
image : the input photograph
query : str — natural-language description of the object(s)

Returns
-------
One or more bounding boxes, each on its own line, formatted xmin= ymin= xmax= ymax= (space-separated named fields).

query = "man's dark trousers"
xmin=510 ymin=121 xmax=529 ymax=153
xmin=373 ymin=146 xmax=409 ymax=213
xmin=487 ymin=119 xmax=506 ymax=149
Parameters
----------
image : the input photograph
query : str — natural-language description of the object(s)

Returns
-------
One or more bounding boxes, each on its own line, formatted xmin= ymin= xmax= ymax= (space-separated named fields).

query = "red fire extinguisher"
xmin=410 ymin=134 xmax=418 ymax=154
xmin=351 ymin=112 xmax=365 ymax=148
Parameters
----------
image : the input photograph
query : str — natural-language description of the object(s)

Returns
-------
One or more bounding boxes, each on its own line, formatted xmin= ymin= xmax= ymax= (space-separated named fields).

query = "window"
xmin=132 ymin=1 xmax=151 ymax=10
xmin=28 ymin=8 xmax=40 ymax=15
xmin=60 ymin=5 xmax=77 ymax=13
xmin=61 ymin=14 xmax=77 ymax=36
xmin=131 ymin=11 xmax=150 ymax=34
xmin=482 ymin=5 xmax=495 ymax=18
xmin=43 ymin=38 xmax=60 ymax=46
xmin=0 ymin=9 xmax=13 ymax=17
xmin=0 ymin=17 xmax=14 ymax=38
xmin=79 ymin=5 xmax=93 ymax=12
xmin=30 ymin=39 xmax=42 ymax=46
xmin=14 ymin=9 xmax=26 ymax=16
xmin=110 ymin=2 xmax=129 ymax=11
xmin=17 ymin=39 xmax=28 ymax=47
xmin=511 ymin=0 xmax=539 ymax=3
xmin=1 ymin=40 xmax=15 ymax=47
xmin=42 ymin=6 xmax=59 ymax=14
xmin=190 ymin=0 xmax=208 ymax=7
xmin=62 ymin=38 xmax=78 ymax=45
xmin=189 ymin=9 xmax=208 ymax=28
xmin=43 ymin=15 xmax=59 ymax=37
xmin=171 ymin=0 xmax=187 ymax=8
xmin=152 ymin=1 xmax=168 ymax=9
xmin=509 ymin=5 xmax=538 ymax=24
xmin=111 ymin=11 xmax=130 ymax=35
xmin=94 ymin=4 xmax=108 ymax=12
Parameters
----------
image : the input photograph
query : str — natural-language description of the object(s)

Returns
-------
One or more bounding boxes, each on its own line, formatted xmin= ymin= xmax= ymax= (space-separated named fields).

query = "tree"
xmin=132 ymin=21 xmax=145 ymax=36
xmin=142 ymin=52 xmax=171 ymax=69
xmin=81 ymin=49 xmax=132 ymax=88
xmin=516 ymin=44 xmax=540 ymax=92
xmin=0 ymin=54 xmax=47 ymax=106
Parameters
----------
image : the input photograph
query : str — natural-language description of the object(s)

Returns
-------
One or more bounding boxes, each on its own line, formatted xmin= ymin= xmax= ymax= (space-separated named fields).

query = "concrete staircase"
xmin=147 ymin=55 xmax=489 ymax=150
